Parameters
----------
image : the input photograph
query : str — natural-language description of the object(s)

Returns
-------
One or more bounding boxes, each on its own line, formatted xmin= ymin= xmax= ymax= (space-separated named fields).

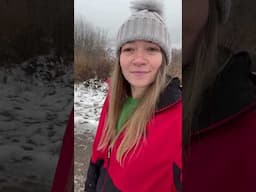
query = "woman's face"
xmin=183 ymin=0 xmax=209 ymax=65
xmin=120 ymin=40 xmax=162 ymax=98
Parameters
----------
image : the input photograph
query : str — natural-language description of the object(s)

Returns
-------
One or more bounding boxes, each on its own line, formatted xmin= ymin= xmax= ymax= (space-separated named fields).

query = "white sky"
xmin=75 ymin=0 xmax=181 ymax=49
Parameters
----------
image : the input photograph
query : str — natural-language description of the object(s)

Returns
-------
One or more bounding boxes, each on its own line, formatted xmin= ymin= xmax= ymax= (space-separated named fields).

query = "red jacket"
xmin=51 ymin=108 xmax=74 ymax=192
xmin=85 ymin=78 xmax=182 ymax=192
xmin=183 ymin=51 xmax=256 ymax=191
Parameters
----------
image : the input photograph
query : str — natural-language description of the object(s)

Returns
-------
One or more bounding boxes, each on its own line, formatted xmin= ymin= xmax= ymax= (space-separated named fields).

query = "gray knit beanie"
xmin=216 ymin=0 xmax=231 ymax=24
xmin=116 ymin=0 xmax=171 ymax=64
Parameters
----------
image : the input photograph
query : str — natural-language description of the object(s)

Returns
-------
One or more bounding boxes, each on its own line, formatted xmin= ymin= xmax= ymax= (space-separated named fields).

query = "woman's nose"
xmin=132 ymin=49 xmax=146 ymax=65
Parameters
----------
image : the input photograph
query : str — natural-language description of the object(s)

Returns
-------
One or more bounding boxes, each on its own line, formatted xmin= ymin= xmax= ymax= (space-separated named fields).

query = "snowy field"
xmin=74 ymin=80 xmax=107 ymax=192
xmin=0 ymin=54 xmax=106 ymax=191
xmin=0 ymin=55 xmax=73 ymax=191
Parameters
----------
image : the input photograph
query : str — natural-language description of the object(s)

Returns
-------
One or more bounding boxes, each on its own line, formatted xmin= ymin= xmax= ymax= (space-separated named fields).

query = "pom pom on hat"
xmin=130 ymin=0 xmax=164 ymax=17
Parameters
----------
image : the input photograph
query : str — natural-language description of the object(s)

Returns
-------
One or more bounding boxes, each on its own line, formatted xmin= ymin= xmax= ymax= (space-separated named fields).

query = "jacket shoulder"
xmin=220 ymin=50 xmax=255 ymax=74
xmin=156 ymin=77 xmax=182 ymax=112
xmin=194 ymin=49 xmax=256 ymax=132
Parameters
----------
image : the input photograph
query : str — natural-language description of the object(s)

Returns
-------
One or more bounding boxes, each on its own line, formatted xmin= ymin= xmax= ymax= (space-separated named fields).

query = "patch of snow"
xmin=74 ymin=80 xmax=107 ymax=136
xmin=74 ymin=79 xmax=108 ymax=192
xmin=0 ymin=55 xmax=73 ymax=191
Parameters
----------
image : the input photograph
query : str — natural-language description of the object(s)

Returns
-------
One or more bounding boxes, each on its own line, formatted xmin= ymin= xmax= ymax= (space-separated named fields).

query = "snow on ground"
xmin=0 ymin=55 xmax=73 ymax=191
xmin=0 ymin=54 xmax=107 ymax=191
xmin=74 ymin=80 xmax=107 ymax=192
xmin=74 ymin=80 xmax=107 ymax=135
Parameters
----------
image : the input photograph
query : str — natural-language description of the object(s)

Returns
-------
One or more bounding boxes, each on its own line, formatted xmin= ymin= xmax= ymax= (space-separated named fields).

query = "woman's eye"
xmin=122 ymin=47 xmax=134 ymax=52
xmin=147 ymin=47 xmax=160 ymax=52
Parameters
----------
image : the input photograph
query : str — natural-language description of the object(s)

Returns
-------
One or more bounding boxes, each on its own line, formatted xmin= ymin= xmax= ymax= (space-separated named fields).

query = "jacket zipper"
xmin=101 ymin=147 xmax=112 ymax=192
xmin=101 ymin=132 xmax=124 ymax=191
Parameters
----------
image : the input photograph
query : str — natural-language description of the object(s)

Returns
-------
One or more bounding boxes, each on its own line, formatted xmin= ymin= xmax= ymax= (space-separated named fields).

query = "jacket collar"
xmin=193 ymin=51 xmax=256 ymax=134
xmin=156 ymin=77 xmax=182 ymax=112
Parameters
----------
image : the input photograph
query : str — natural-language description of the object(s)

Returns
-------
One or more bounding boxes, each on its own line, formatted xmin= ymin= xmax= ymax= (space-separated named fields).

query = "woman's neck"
xmin=131 ymin=87 xmax=146 ymax=99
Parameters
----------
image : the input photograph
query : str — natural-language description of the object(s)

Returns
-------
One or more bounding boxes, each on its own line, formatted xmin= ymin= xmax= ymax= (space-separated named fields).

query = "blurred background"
xmin=0 ymin=0 xmax=73 ymax=191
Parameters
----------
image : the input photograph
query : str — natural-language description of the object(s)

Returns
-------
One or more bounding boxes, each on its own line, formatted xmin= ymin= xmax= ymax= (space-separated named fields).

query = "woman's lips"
xmin=130 ymin=71 xmax=150 ymax=77
xmin=131 ymin=71 xmax=149 ymax=74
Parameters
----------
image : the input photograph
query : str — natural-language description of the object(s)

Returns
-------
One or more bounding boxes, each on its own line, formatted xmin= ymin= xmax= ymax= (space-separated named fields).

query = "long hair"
xmin=98 ymin=51 xmax=168 ymax=165
xmin=183 ymin=0 xmax=220 ymax=151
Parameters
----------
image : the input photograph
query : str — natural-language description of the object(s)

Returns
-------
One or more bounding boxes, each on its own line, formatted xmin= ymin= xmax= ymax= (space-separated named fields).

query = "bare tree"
xmin=74 ymin=18 xmax=112 ymax=82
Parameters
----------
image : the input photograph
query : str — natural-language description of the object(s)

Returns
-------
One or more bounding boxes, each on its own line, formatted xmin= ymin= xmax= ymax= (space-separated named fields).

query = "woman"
xmin=183 ymin=0 xmax=256 ymax=191
xmin=84 ymin=0 xmax=182 ymax=192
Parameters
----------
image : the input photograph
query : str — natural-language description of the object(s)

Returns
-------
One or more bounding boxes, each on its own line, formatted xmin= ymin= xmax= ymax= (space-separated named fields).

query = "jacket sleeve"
xmin=84 ymin=95 xmax=109 ymax=192
xmin=171 ymin=102 xmax=182 ymax=192
xmin=84 ymin=160 xmax=104 ymax=192
xmin=51 ymin=108 xmax=74 ymax=192
xmin=171 ymin=132 xmax=182 ymax=192
xmin=172 ymin=160 xmax=182 ymax=192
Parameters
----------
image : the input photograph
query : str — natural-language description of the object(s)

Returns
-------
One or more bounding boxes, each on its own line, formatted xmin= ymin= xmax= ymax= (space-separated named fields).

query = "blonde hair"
xmin=98 ymin=52 xmax=168 ymax=165
xmin=183 ymin=0 xmax=220 ymax=150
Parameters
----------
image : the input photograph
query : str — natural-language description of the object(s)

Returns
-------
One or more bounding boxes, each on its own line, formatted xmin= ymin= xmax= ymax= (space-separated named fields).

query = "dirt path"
xmin=74 ymin=131 xmax=94 ymax=192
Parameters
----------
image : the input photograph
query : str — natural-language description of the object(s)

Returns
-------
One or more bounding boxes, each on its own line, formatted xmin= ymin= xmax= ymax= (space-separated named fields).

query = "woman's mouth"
xmin=131 ymin=71 xmax=150 ymax=74
xmin=130 ymin=71 xmax=150 ymax=77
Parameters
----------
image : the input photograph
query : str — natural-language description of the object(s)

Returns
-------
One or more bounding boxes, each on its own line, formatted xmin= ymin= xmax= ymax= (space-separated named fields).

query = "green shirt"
xmin=116 ymin=97 xmax=139 ymax=133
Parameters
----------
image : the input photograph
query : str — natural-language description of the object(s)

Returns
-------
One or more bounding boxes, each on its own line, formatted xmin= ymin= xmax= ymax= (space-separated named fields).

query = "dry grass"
xmin=74 ymin=50 xmax=113 ymax=82
xmin=74 ymin=19 xmax=114 ymax=82
xmin=168 ymin=49 xmax=182 ymax=80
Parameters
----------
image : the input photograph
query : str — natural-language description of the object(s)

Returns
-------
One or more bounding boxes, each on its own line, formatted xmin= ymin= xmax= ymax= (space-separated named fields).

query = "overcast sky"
xmin=75 ymin=0 xmax=181 ymax=48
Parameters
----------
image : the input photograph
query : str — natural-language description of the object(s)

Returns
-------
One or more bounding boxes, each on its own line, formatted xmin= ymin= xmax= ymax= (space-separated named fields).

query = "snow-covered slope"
xmin=74 ymin=80 xmax=107 ymax=136
xmin=0 ymin=55 xmax=73 ymax=191
xmin=74 ymin=79 xmax=107 ymax=192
